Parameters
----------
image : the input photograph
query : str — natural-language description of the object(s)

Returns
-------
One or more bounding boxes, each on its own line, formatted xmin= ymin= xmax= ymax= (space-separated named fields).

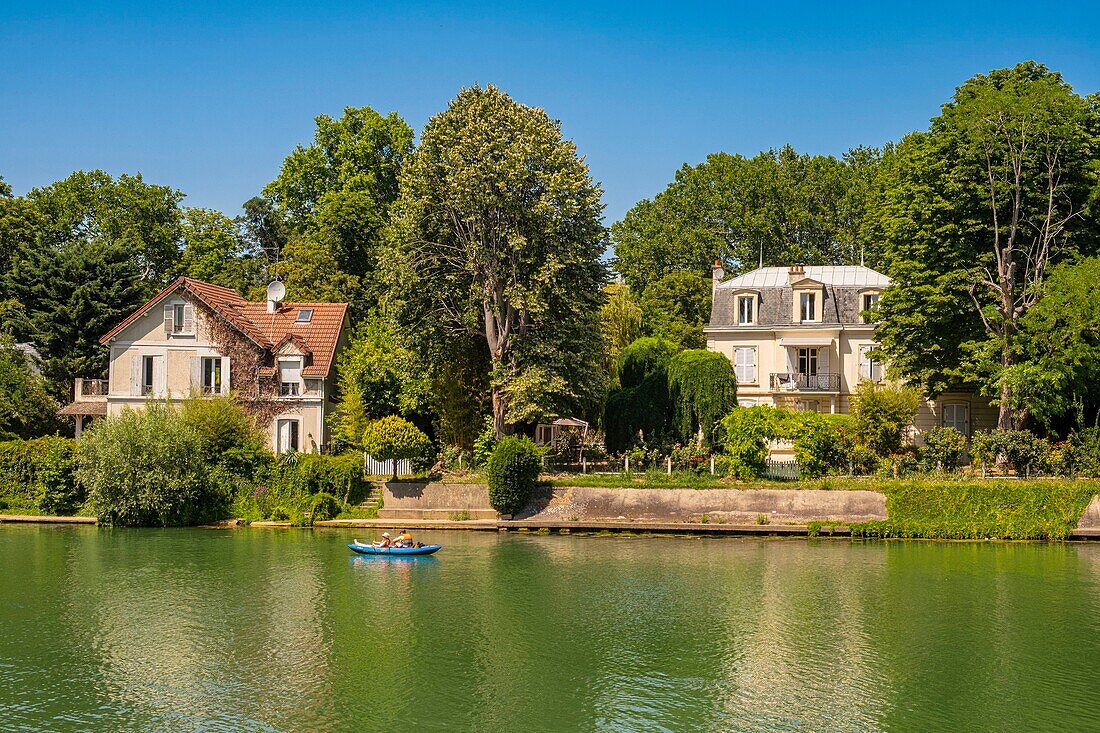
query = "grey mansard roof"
xmin=709 ymin=265 xmax=890 ymax=329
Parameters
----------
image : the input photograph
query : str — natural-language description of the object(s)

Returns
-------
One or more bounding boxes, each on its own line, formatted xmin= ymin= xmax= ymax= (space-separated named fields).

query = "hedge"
xmin=0 ymin=437 xmax=81 ymax=515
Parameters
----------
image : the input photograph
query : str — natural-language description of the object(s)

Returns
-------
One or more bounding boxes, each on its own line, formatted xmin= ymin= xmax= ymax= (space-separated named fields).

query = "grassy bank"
xmin=851 ymin=480 xmax=1098 ymax=540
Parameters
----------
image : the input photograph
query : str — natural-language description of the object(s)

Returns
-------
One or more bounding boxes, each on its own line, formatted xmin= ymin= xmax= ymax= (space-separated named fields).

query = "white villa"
xmin=60 ymin=277 xmax=350 ymax=454
xmin=705 ymin=263 xmax=996 ymax=438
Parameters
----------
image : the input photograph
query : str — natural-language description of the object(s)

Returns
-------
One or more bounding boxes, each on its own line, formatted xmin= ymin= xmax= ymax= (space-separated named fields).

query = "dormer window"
xmin=800 ymin=292 xmax=817 ymax=322
xmin=737 ymin=295 xmax=755 ymax=325
xmin=295 ymin=308 xmax=313 ymax=324
xmin=279 ymin=358 xmax=302 ymax=397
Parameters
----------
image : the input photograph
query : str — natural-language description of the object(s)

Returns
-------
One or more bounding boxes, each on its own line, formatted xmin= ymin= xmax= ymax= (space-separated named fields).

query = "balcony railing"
xmin=770 ymin=372 xmax=841 ymax=392
xmin=75 ymin=378 xmax=109 ymax=401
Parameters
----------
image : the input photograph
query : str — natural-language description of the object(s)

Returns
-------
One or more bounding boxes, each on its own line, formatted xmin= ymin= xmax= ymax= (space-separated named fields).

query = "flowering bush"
xmin=921 ymin=426 xmax=967 ymax=472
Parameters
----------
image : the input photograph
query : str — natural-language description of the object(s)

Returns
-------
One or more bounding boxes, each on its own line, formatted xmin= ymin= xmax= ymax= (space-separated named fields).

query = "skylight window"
xmin=295 ymin=308 xmax=313 ymax=324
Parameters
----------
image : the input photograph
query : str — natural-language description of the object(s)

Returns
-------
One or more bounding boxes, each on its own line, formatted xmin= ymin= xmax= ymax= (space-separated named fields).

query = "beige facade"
xmin=62 ymin=278 xmax=350 ymax=454
xmin=706 ymin=265 xmax=996 ymax=445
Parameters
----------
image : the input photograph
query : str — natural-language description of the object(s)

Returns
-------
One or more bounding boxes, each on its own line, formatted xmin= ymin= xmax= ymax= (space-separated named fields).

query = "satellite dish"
xmin=266 ymin=281 xmax=286 ymax=304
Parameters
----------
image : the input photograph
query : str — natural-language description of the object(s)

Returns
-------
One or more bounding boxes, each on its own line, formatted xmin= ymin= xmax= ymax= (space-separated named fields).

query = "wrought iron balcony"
xmin=770 ymin=372 xmax=841 ymax=392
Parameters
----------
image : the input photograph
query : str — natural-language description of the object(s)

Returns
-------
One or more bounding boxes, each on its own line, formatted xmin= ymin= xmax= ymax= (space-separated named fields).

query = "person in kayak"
xmin=393 ymin=530 xmax=413 ymax=548
xmin=375 ymin=532 xmax=392 ymax=548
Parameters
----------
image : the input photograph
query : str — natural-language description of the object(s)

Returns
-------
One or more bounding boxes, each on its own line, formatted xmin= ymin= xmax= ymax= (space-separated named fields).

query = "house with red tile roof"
xmin=60 ymin=277 xmax=350 ymax=454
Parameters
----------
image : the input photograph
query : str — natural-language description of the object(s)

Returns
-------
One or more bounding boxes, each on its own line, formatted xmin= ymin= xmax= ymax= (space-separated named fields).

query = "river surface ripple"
xmin=1 ymin=526 xmax=1098 ymax=732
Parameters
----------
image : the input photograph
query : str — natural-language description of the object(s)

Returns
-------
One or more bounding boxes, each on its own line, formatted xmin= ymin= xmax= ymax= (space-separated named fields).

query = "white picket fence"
xmin=364 ymin=453 xmax=412 ymax=478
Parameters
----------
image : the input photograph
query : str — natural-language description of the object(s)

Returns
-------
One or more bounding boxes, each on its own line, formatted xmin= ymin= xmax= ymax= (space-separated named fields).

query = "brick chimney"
xmin=789 ymin=264 xmax=805 ymax=276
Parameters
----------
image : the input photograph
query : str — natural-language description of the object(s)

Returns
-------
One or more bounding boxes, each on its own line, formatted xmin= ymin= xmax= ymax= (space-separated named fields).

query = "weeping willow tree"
xmin=603 ymin=337 xmax=677 ymax=453
xmin=667 ymin=350 xmax=737 ymax=446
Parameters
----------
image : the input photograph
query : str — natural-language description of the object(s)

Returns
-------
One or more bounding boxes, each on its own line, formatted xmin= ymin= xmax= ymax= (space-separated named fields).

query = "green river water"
xmin=2 ymin=525 xmax=1099 ymax=732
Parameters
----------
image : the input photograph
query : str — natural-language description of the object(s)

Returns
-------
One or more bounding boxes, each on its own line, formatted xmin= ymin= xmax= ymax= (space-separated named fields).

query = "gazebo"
xmin=534 ymin=417 xmax=589 ymax=448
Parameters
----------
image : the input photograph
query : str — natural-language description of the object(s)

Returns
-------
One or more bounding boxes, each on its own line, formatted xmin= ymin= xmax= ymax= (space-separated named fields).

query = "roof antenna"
xmin=860 ymin=245 xmax=865 ymax=267
xmin=758 ymin=241 xmax=764 ymax=270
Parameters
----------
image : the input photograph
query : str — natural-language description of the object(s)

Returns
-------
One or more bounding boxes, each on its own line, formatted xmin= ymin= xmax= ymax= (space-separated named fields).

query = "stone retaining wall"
xmin=381 ymin=482 xmax=887 ymax=524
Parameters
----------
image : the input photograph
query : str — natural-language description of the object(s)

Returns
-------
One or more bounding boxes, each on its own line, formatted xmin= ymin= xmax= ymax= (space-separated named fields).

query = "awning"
xmin=58 ymin=401 xmax=108 ymax=417
xmin=778 ymin=338 xmax=835 ymax=348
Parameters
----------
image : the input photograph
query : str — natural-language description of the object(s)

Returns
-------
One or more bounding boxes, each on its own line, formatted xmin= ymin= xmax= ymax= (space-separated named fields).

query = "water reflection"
xmin=1 ymin=526 xmax=1099 ymax=732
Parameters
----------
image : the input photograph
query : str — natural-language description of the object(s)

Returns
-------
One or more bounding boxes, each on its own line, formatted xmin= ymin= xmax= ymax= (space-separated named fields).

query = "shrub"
xmin=605 ymin=337 xmax=678 ymax=452
xmin=791 ymin=413 xmax=853 ymax=479
xmin=921 ymin=426 xmax=967 ymax=472
xmin=362 ymin=415 xmax=432 ymax=479
xmin=0 ymin=437 xmax=81 ymax=515
xmin=720 ymin=406 xmax=780 ymax=479
xmin=180 ymin=396 xmax=264 ymax=463
xmin=851 ymin=381 xmax=921 ymax=456
xmin=77 ymin=404 xmax=220 ymax=526
xmin=850 ymin=480 xmax=1095 ymax=540
xmin=471 ymin=415 xmax=497 ymax=467
xmin=1071 ymin=428 xmax=1100 ymax=477
xmin=307 ymin=492 xmax=343 ymax=522
xmin=666 ymin=349 xmax=737 ymax=447
xmin=486 ymin=436 xmax=541 ymax=515
xmin=971 ymin=429 xmax=1050 ymax=476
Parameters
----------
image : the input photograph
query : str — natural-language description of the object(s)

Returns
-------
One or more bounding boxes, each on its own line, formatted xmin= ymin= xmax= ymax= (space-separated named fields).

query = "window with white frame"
xmin=797 ymin=348 xmax=818 ymax=377
xmin=798 ymin=399 xmax=820 ymax=413
xmin=859 ymin=345 xmax=883 ymax=382
xmin=862 ymin=292 xmax=880 ymax=313
xmin=141 ymin=355 xmax=155 ymax=396
xmin=737 ymin=295 xmax=755 ymax=325
xmin=279 ymin=359 xmax=302 ymax=396
xmin=943 ymin=403 xmax=970 ymax=435
xmin=799 ymin=292 xmax=817 ymax=322
xmin=734 ymin=347 xmax=757 ymax=384
xmin=202 ymin=357 xmax=222 ymax=395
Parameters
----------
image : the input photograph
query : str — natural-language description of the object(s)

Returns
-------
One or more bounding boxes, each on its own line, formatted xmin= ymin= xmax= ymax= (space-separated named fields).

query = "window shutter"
xmin=163 ymin=306 xmax=173 ymax=336
xmin=153 ymin=356 xmax=166 ymax=396
xmin=183 ymin=304 xmax=194 ymax=334
xmin=130 ymin=355 xmax=141 ymax=396
xmin=818 ymin=348 xmax=829 ymax=376
xmin=190 ymin=357 xmax=201 ymax=394
xmin=222 ymin=357 xmax=231 ymax=394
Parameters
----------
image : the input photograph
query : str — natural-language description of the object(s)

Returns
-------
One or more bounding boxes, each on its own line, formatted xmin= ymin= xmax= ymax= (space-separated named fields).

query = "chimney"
xmin=789 ymin=264 xmax=805 ymax=276
xmin=711 ymin=259 xmax=725 ymax=291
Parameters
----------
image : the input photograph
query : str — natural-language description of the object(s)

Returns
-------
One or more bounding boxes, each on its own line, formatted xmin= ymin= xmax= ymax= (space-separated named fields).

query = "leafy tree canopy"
xmin=874 ymin=62 xmax=1100 ymax=427
xmin=667 ymin=349 xmax=737 ymax=446
xmin=265 ymin=106 xmax=414 ymax=316
xmin=0 ymin=338 xmax=60 ymax=440
xmin=611 ymin=145 xmax=881 ymax=293
xmin=639 ymin=271 xmax=712 ymax=350
xmin=386 ymin=85 xmax=607 ymax=436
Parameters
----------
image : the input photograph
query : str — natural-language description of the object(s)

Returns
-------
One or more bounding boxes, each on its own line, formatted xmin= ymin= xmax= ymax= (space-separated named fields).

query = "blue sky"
xmin=2 ymin=1 xmax=1098 ymax=225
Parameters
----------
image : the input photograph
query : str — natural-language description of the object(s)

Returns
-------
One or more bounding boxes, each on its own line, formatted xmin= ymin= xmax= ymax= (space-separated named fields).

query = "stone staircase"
xmin=356 ymin=486 xmax=384 ymax=513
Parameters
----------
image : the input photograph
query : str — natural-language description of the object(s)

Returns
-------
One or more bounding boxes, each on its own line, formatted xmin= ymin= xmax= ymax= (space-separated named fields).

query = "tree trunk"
xmin=492 ymin=385 xmax=508 ymax=439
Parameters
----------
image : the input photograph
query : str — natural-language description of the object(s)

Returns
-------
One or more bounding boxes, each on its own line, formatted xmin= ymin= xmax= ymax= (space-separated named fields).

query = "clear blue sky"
xmin=2 ymin=1 xmax=1098 ymax=225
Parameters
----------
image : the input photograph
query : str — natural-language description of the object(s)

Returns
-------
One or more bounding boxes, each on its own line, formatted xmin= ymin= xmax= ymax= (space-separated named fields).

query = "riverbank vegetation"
xmin=851 ymin=481 xmax=1097 ymax=541
xmin=1 ymin=397 xmax=370 ymax=525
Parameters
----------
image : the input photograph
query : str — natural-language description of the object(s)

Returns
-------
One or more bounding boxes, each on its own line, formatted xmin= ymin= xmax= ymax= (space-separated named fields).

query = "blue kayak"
xmin=348 ymin=542 xmax=441 ymax=556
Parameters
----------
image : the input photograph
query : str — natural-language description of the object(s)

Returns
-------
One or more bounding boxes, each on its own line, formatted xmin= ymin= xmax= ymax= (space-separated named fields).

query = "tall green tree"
xmin=875 ymin=63 xmax=1100 ymax=428
xmin=1010 ymin=258 xmax=1100 ymax=429
xmin=638 ymin=271 xmax=712 ymax=350
xmin=599 ymin=283 xmax=643 ymax=385
xmin=329 ymin=318 xmax=429 ymax=450
xmin=611 ymin=145 xmax=880 ymax=293
xmin=387 ymin=85 xmax=608 ymax=436
xmin=178 ymin=207 xmax=266 ymax=295
xmin=3 ymin=171 xmax=182 ymax=387
xmin=264 ymin=106 xmax=414 ymax=315
xmin=0 ymin=338 xmax=60 ymax=439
